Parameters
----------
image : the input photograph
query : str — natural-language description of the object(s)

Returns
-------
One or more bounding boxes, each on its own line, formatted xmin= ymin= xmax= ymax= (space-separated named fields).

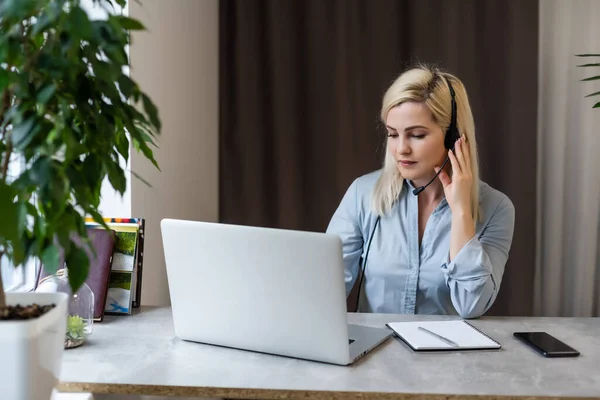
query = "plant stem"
xmin=0 ymin=88 xmax=10 ymax=123
xmin=0 ymin=88 xmax=12 ymax=183
xmin=1 ymin=141 xmax=11 ymax=184
xmin=0 ymin=251 xmax=6 ymax=309
xmin=0 ymin=88 xmax=11 ymax=309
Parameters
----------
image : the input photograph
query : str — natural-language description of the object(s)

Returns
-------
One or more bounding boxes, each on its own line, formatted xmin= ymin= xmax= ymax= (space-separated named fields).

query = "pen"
xmin=418 ymin=326 xmax=459 ymax=347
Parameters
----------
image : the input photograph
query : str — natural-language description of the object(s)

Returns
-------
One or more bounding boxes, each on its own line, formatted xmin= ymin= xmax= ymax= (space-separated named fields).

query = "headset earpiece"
xmin=443 ymin=77 xmax=460 ymax=151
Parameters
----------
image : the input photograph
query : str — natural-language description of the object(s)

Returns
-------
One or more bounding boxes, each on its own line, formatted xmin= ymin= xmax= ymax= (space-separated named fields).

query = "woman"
xmin=326 ymin=64 xmax=515 ymax=319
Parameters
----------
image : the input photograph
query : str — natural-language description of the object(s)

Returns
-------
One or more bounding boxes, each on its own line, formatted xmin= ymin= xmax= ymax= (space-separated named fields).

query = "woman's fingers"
xmin=462 ymin=135 xmax=472 ymax=171
xmin=448 ymin=147 xmax=461 ymax=175
xmin=454 ymin=137 xmax=466 ymax=171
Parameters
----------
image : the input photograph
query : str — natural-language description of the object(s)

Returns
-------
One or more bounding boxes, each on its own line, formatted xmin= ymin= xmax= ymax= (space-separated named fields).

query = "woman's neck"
xmin=412 ymin=177 xmax=445 ymax=205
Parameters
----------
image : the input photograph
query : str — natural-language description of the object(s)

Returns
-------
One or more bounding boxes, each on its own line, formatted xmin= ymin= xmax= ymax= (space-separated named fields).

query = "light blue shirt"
xmin=326 ymin=170 xmax=515 ymax=319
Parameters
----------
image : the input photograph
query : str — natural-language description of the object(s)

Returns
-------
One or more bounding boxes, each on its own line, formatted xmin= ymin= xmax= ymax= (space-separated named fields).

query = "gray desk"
xmin=57 ymin=307 xmax=600 ymax=399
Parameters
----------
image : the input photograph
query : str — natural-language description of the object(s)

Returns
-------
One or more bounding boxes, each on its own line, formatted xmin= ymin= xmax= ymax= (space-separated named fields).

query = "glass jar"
xmin=36 ymin=268 xmax=94 ymax=348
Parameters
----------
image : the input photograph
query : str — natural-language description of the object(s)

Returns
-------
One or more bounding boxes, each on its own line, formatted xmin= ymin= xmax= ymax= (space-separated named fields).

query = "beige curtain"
xmin=536 ymin=0 xmax=600 ymax=317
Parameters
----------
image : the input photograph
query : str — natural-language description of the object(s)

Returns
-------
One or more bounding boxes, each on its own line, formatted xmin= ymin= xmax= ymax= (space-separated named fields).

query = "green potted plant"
xmin=577 ymin=53 xmax=600 ymax=108
xmin=0 ymin=0 xmax=160 ymax=398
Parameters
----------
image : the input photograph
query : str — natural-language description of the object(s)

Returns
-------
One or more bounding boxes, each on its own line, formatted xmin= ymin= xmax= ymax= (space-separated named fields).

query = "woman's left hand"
xmin=435 ymin=135 xmax=473 ymax=216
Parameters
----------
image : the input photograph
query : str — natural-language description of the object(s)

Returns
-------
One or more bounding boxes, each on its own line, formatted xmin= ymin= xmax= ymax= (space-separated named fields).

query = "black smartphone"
xmin=513 ymin=332 xmax=580 ymax=358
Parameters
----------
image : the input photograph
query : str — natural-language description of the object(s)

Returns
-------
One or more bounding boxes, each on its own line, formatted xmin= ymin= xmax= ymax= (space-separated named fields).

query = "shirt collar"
xmin=403 ymin=179 xmax=417 ymax=190
xmin=402 ymin=178 xmax=449 ymax=211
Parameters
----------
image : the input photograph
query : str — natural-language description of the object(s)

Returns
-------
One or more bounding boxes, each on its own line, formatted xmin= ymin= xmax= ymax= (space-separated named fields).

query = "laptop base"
xmin=348 ymin=324 xmax=393 ymax=364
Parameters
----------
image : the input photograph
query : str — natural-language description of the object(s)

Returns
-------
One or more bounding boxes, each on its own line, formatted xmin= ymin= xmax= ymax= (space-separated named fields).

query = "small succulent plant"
xmin=66 ymin=315 xmax=85 ymax=341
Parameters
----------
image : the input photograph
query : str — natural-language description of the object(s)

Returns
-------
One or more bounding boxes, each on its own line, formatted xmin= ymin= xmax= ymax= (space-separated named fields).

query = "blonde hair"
xmin=371 ymin=64 xmax=482 ymax=223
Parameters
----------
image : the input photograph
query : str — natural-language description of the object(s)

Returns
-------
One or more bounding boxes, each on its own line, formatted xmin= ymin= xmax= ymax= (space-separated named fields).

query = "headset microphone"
xmin=412 ymin=155 xmax=451 ymax=195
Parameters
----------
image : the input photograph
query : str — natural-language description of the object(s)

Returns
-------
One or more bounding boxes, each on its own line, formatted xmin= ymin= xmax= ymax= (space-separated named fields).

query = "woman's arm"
xmin=436 ymin=136 xmax=515 ymax=318
xmin=436 ymin=135 xmax=478 ymax=262
xmin=442 ymin=197 xmax=515 ymax=318
xmin=326 ymin=179 xmax=364 ymax=295
xmin=449 ymin=209 xmax=476 ymax=261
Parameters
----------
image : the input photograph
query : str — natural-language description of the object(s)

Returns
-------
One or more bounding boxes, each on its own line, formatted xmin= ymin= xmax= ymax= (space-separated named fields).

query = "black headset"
xmin=412 ymin=75 xmax=460 ymax=195
xmin=352 ymin=74 xmax=460 ymax=312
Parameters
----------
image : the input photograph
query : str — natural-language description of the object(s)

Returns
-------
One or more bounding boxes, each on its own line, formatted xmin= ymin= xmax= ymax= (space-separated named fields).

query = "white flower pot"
xmin=1 ymin=292 xmax=69 ymax=400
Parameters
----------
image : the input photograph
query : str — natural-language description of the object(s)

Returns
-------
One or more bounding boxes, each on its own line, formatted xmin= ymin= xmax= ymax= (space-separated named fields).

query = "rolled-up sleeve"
xmin=326 ymin=179 xmax=364 ymax=295
xmin=440 ymin=197 xmax=515 ymax=319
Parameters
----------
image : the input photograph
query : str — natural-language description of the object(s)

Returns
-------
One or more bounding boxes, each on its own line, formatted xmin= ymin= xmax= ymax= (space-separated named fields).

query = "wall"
xmin=129 ymin=0 xmax=219 ymax=305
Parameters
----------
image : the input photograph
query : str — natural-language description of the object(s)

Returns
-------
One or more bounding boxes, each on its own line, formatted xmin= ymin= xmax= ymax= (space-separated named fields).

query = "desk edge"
xmin=56 ymin=382 xmax=600 ymax=400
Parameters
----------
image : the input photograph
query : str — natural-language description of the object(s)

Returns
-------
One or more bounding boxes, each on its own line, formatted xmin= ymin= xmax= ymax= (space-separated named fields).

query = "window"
xmin=1 ymin=155 xmax=37 ymax=293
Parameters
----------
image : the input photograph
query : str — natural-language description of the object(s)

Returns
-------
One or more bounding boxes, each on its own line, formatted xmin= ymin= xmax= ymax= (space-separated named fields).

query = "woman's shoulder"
xmin=478 ymin=181 xmax=515 ymax=217
xmin=339 ymin=169 xmax=382 ymax=219
xmin=350 ymin=169 xmax=383 ymax=194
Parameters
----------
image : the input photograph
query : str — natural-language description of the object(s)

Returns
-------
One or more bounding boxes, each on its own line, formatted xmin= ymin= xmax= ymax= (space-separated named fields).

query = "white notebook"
xmin=386 ymin=320 xmax=501 ymax=351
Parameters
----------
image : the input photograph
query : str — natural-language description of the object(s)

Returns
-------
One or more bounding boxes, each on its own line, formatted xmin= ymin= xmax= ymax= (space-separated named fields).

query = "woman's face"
xmin=385 ymin=102 xmax=447 ymax=185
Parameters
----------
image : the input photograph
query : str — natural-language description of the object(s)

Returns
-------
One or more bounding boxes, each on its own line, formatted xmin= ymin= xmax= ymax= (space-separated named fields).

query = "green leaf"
xmin=69 ymin=6 xmax=93 ymax=40
xmin=33 ymin=213 xmax=46 ymax=239
xmin=86 ymin=208 xmax=110 ymax=231
xmin=115 ymin=131 xmax=130 ymax=162
xmin=32 ymin=9 xmax=56 ymax=36
xmin=577 ymin=63 xmax=600 ymax=67
xmin=135 ymin=138 xmax=160 ymax=171
xmin=37 ymin=84 xmax=57 ymax=104
xmin=576 ymin=54 xmax=600 ymax=57
xmin=30 ymin=156 xmax=52 ymax=186
xmin=59 ymin=30 xmax=73 ymax=54
xmin=106 ymin=160 xmax=126 ymax=194
xmin=66 ymin=244 xmax=90 ymax=293
xmin=92 ymin=21 xmax=117 ymax=46
xmin=0 ymin=69 xmax=10 ymax=93
xmin=56 ymin=227 xmax=72 ymax=255
xmin=0 ymin=0 xmax=38 ymax=21
xmin=11 ymin=117 xmax=38 ymax=150
xmin=142 ymin=93 xmax=161 ymax=131
xmin=117 ymin=74 xmax=136 ymax=99
xmin=581 ymin=75 xmax=600 ymax=82
xmin=87 ymin=55 xmax=114 ymax=81
xmin=131 ymin=169 xmax=151 ymax=187
xmin=32 ymin=33 xmax=45 ymax=48
xmin=25 ymin=202 xmax=37 ymax=217
xmin=0 ymin=181 xmax=18 ymax=242
xmin=138 ymin=128 xmax=157 ymax=147
xmin=594 ymin=101 xmax=600 ymax=108
xmin=41 ymin=244 xmax=61 ymax=275
xmin=12 ymin=237 xmax=26 ymax=266
xmin=4 ymin=36 xmax=22 ymax=66
xmin=104 ymin=45 xmax=129 ymax=66
xmin=585 ymin=90 xmax=600 ymax=98
xmin=99 ymin=79 xmax=123 ymax=107
xmin=82 ymin=154 xmax=103 ymax=187
xmin=17 ymin=201 xmax=28 ymax=236
xmin=113 ymin=15 xmax=145 ymax=30
xmin=50 ymin=173 xmax=68 ymax=204
xmin=25 ymin=236 xmax=41 ymax=262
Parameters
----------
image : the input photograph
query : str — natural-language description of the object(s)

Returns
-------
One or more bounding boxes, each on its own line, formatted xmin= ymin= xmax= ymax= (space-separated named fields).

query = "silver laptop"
xmin=160 ymin=218 xmax=392 ymax=365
